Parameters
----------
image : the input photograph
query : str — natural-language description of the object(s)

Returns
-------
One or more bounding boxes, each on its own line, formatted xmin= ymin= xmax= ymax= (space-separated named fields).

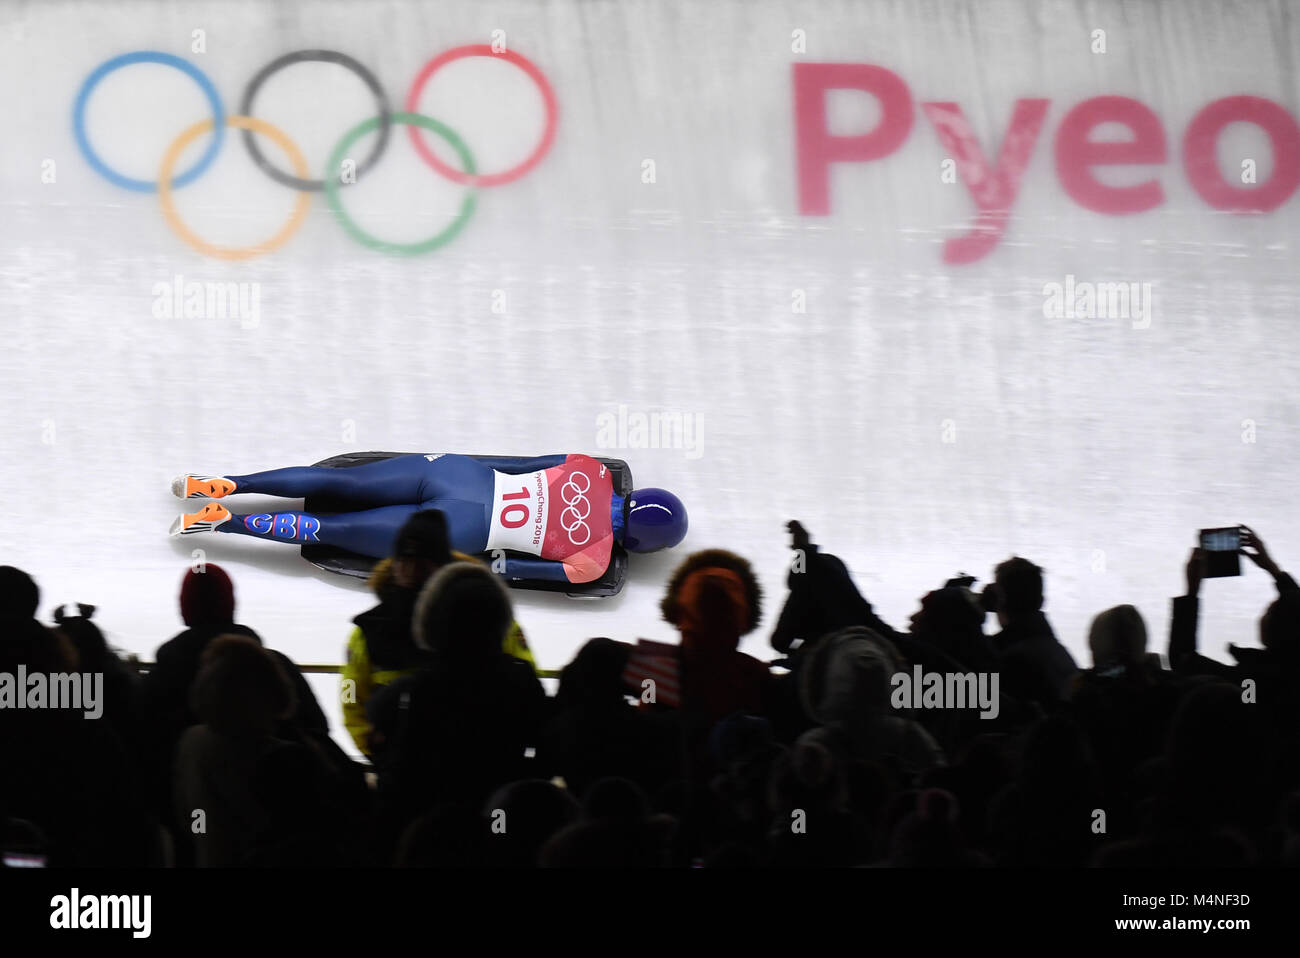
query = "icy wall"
xmin=1 ymin=0 xmax=1298 ymax=751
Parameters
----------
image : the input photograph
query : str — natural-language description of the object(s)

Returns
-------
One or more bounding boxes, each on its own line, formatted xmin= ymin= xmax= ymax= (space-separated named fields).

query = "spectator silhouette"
xmin=986 ymin=557 xmax=1078 ymax=711
xmin=4 ymin=515 xmax=1299 ymax=871
xmin=342 ymin=510 xmax=451 ymax=757
xmin=768 ymin=523 xmax=1004 ymax=746
xmin=660 ymin=549 xmax=770 ymax=745
xmin=888 ymin=788 xmax=987 ymax=867
xmin=902 ymin=578 xmax=1016 ymax=753
xmin=0 ymin=567 xmax=152 ymax=865
xmin=394 ymin=804 xmax=488 ymax=867
xmin=345 ymin=510 xmax=538 ymax=757
xmin=1068 ymin=605 xmax=1183 ymax=839
xmin=797 ymin=626 xmax=944 ymax=779
xmin=542 ymin=636 xmax=677 ymax=798
xmin=51 ymin=603 xmax=141 ymax=753
xmin=1170 ymin=527 xmax=1300 ymax=746
xmin=765 ymin=738 xmax=854 ymax=866
xmin=481 ymin=779 xmax=580 ymax=867
xmin=0 ymin=565 xmax=75 ymax=674
xmin=539 ymin=777 xmax=676 ymax=867
xmin=369 ymin=561 xmax=548 ymax=851
xmin=770 ymin=521 xmax=876 ymax=661
xmin=172 ymin=634 xmax=299 ymax=866
xmin=909 ymin=579 xmax=997 ymax=673
xmin=173 ymin=633 xmax=367 ymax=867
xmin=138 ymin=564 xmax=328 ymax=854
xmin=703 ymin=714 xmax=785 ymax=856
xmin=1157 ymin=682 xmax=1277 ymax=853
xmin=988 ymin=714 xmax=1102 ymax=866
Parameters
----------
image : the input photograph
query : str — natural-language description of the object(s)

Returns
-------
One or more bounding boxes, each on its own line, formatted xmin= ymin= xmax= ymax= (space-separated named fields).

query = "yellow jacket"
xmin=341 ymin=555 xmax=537 ymax=756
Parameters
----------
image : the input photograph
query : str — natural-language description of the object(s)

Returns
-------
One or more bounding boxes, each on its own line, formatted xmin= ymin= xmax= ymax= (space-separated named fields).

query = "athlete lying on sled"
xmin=169 ymin=452 xmax=687 ymax=595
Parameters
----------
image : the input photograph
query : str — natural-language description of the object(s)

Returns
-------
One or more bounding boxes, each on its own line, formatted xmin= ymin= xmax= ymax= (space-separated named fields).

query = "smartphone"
xmin=1199 ymin=526 xmax=1242 ymax=578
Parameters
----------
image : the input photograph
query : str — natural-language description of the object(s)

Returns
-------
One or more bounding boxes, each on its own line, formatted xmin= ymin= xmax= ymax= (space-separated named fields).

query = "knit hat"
xmin=678 ymin=568 xmax=749 ymax=647
xmin=392 ymin=509 xmax=453 ymax=563
xmin=411 ymin=561 xmax=514 ymax=660
xmin=660 ymin=549 xmax=762 ymax=644
xmin=179 ymin=564 xmax=236 ymax=626
xmin=799 ymin=626 xmax=903 ymax=723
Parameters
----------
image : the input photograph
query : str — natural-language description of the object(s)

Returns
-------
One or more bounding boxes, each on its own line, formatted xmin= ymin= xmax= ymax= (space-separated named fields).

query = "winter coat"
xmin=991 ymin=612 xmax=1079 ymax=710
xmin=342 ymin=555 xmax=536 ymax=755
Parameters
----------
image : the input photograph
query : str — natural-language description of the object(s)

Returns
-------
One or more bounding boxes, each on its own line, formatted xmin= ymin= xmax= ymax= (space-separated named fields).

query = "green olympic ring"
xmin=325 ymin=112 xmax=477 ymax=256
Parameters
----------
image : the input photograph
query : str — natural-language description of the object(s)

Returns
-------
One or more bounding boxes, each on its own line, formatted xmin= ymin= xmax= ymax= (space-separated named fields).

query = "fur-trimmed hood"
xmin=411 ymin=561 xmax=515 ymax=662
xmin=799 ymin=626 xmax=904 ymax=724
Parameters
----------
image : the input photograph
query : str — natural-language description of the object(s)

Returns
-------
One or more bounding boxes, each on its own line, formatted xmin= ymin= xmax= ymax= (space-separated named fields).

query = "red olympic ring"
xmin=405 ymin=45 xmax=558 ymax=187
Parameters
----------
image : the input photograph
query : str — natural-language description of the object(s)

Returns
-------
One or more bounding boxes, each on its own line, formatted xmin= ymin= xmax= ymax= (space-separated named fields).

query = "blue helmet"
xmin=623 ymin=488 xmax=688 ymax=553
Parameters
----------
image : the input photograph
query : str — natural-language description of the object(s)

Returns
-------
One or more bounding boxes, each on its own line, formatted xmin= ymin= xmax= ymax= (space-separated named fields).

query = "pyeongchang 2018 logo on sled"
xmin=72 ymin=45 xmax=557 ymax=261
xmin=793 ymin=63 xmax=1300 ymax=263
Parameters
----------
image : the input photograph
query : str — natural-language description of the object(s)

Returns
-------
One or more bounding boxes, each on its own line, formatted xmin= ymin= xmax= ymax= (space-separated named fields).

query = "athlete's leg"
xmin=411 ymin=454 xmax=496 ymax=502
xmin=215 ymin=504 xmax=422 ymax=559
xmin=224 ymin=455 xmax=434 ymax=504
xmin=412 ymin=456 xmax=495 ymax=551
xmin=426 ymin=497 xmax=492 ymax=554
xmin=178 ymin=455 xmax=496 ymax=554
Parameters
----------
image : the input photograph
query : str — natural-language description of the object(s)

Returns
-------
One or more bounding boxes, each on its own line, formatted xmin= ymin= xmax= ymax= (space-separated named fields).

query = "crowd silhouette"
xmin=2 ymin=515 xmax=1298 ymax=867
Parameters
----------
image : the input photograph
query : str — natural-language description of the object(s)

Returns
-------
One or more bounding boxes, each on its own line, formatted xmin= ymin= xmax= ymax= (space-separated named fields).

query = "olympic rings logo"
xmin=559 ymin=471 xmax=592 ymax=547
xmin=72 ymin=47 xmax=558 ymax=260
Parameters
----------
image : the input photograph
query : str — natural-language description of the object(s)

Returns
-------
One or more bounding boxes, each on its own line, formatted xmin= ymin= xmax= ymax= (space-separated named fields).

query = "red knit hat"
xmin=180 ymin=564 xmax=236 ymax=626
xmin=676 ymin=568 xmax=749 ymax=650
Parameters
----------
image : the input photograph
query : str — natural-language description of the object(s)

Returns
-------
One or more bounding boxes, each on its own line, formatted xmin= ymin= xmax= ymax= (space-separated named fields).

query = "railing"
xmin=128 ymin=660 xmax=563 ymax=679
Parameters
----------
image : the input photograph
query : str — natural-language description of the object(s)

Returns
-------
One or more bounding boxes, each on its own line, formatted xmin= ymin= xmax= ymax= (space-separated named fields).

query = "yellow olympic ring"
xmin=158 ymin=115 xmax=311 ymax=261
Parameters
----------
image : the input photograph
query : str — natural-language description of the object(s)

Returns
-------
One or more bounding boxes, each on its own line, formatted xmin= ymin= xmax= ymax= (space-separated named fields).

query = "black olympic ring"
xmin=238 ymin=49 xmax=392 ymax=192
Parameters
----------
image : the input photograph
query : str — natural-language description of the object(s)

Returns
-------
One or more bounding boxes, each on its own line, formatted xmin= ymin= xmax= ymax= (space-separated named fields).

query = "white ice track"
xmin=2 ymin=0 xmax=1298 ymax=756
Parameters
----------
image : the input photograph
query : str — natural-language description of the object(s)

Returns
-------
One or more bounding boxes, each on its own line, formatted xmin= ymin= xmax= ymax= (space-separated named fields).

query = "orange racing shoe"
xmin=172 ymin=475 xmax=237 ymax=499
xmin=169 ymin=502 xmax=232 ymax=536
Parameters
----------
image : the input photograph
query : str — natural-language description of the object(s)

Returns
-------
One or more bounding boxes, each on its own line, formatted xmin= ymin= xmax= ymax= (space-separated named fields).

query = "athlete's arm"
xmin=497 ymin=555 xmax=573 ymax=583
xmin=469 ymin=454 xmax=569 ymax=473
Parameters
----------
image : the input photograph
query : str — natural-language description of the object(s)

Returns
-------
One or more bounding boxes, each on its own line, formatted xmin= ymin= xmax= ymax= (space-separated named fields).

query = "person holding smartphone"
xmin=1170 ymin=525 xmax=1300 ymax=677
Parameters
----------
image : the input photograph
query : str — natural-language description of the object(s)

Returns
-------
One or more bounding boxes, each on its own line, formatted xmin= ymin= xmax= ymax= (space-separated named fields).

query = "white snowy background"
xmin=1 ymin=0 xmax=1297 ymax=755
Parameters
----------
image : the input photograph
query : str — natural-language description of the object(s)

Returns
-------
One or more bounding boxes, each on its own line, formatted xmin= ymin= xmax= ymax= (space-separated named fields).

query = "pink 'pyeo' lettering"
xmin=792 ymin=63 xmax=1300 ymax=263
xmin=1183 ymin=96 xmax=1300 ymax=212
xmin=923 ymin=99 xmax=1049 ymax=265
xmin=1053 ymin=96 xmax=1166 ymax=214
xmin=793 ymin=63 xmax=913 ymax=214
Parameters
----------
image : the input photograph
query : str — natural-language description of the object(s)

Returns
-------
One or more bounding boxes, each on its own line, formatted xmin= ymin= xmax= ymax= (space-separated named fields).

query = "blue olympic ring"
xmin=73 ymin=51 xmax=225 ymax=193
